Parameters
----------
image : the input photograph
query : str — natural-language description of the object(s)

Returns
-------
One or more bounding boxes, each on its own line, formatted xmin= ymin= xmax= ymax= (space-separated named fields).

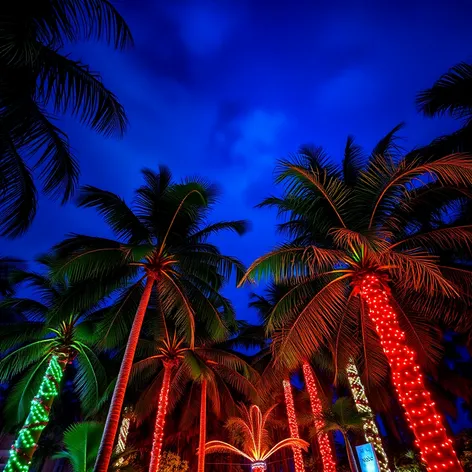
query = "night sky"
xmin=3 ymin=0 xmax=472 ymax=324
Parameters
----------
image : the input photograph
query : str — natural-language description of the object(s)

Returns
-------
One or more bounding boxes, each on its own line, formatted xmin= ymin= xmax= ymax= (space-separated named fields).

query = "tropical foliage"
xmin=0 ymin=0 xmax=133 ymax=237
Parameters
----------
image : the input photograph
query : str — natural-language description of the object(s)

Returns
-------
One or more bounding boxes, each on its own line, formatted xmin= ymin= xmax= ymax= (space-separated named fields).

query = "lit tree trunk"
xmin=360 ymin=275 xmax=462 ymax=472
xmin=302 ymin=362 xmax=337 ymax=472
xmin=5 ymin=354 xmax=68 ymax=472
xmin=343 ymin=433 xmax=359 ymax=472
xmin=149 ymin=363 xmax=173 ymax=472
xmin=198 ymin=379 xmax=207 ymax=472
xmin=95 ymin=277 xmax=155 ymax=472
xmin=115 ymin=407 xmax=133 ymax=455
xmin=251 ymin=462 xmax=267 ymax=472
xmin=346 ymin=360 xmax=391 ymax=472
xmin=282 ymin=379 xmax=305 ymax=472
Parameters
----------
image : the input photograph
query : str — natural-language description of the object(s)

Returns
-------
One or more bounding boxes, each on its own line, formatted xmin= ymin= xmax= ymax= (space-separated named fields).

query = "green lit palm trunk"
xmin=360 ymin=275 xmax=462 ymax=472
xmin=302 ymin=362 xmax=337 ymax=472
xmin=346 ymin=361 xmax=391 ymax=472
xmin=5 ymin=354 xmax=68 ymax=472
xmin=282 ymin=379 xmax=305 ymax=472
xmin=95 ymin=277 xmax=155 ymax=472
xmin=197 ymin=379 xmax=207 ymax=472
xmin=148 ymin=362 xmax=173 ymax=472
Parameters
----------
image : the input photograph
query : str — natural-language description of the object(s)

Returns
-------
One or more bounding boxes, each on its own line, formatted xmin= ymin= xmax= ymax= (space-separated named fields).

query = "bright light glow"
xmin=148 ymin=363 xmax=173 ymax=472
xmin=302 ymin=362 xmax=337 ymax=472
xmin=361 ymin=275 xmax=462 ymax=472
xmin=251 ymin=461 xmax=267 ymax=471
xmin=347 ymin=361 xmax=390 ymax=472
xmin=283 ymin=379 xmax=305 ymax=472
xmin=5 ymin=354 xmax=67 ymax=472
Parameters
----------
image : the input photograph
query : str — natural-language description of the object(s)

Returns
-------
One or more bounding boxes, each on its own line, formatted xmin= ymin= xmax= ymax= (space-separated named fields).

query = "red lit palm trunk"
xmin=251 ymin=463 xmax=266 ymax=472
xmin=302 ymin=362 xmax=337 ymax=472
xmin=95 ymin=277 xmax=155 ymax=472
xmin=282 ymin=379 xmax=305 ymax=472
xmin=360 ymin=275 xmax=462 ymax=471
xmin=149 ymin=362 xmax=173 ymax=472
xmin=198 ymin=379 xmax=207 ymax=472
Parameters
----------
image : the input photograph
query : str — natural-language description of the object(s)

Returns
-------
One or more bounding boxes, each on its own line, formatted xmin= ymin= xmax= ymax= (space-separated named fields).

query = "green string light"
xmin=4 ymin=355 xmax=67 ymax=472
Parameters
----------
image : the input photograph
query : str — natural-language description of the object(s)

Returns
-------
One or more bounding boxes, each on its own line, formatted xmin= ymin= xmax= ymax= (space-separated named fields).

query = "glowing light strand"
xmin=283 ymin=379 xmax=305 ymax=472
xmin=360 ymin=275 xmax=462 ymax=472
xmin=346 ymin=360 xmax=391 ymax=472
xmin=251 ymin=461 xmax=267 ymax=471
xmin=4 ymin=354 xmax=67 ymax=472
xmin=148 ymin=363 xmax=173 ymax=472
xmin=115 ymin=415 xmax=131 ymax=455
xmin=302 ymin=362 xmax=337 ymax=472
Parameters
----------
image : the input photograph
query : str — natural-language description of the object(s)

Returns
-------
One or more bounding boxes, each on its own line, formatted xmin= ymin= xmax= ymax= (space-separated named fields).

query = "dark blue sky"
xmin=4 ymin=0 xmax=472 ymax=322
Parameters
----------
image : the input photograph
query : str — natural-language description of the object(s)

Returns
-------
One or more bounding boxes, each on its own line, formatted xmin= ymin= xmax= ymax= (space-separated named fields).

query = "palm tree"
xmin=53 ymin=422 xmax=143 ymax=472
xmin=0 ymin=269 xmax=108 ymax=472
xmin=250 ymin=286 xmax=337 ymax=472
xmin=241 ymin=129 xmax=472 ymax=471
xmin=416 ymin=62 xmax=472 ymax=158
xmin=131 ymin=321 xmax=259 ymax=472
xmin=51 ymin=166 xmax=248 ymax=472
xmin=0 ymin=0 xmax=133 ymax=237
xmin=316 ymin=397 xmax=370 ymax=472
xmin=205 ymin=403 xmax=309 ymax=472
xmin=0 ymin=256 xmax=23 ymax=298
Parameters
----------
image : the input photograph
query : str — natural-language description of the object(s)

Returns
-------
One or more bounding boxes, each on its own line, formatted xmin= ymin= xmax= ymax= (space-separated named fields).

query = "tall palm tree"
xmin=316 ymin=397 xmax=370 ymax=472
xmin=131 ymin=320 xmax=259 ymax=472
xmin=415 ymin=62 xmax=472 ymax=159
xmin=0 ymin=268 xmax=108 ymax=472
xmin=0 ymin=0 xmax=133 ymax=237
xmin=51 ymin=166 xmax=248 ymax=472
xmin=241 ymin=128 xmax=472 ymax=471
xmin=205 ymin=404 xmax=309 ymax=472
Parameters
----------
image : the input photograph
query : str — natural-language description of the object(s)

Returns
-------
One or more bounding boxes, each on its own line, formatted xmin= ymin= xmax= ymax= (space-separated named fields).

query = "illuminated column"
xmin=5 ymin=354 xmax=67 ymax=472
xmin=283 ymin=379 xmax=305 ymax=472
xmin=360 ymin=275 xmax=462 ymax=472
xmin=347 ymin=361 xmax=391 ymax=472
xmin=148 ymin=363 xmax=173 ymax=472
xmin=302 ymin=362 xmax=337 ymax=472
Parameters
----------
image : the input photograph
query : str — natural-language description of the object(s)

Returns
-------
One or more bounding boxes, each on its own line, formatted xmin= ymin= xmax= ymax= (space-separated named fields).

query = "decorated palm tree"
xmin=205 ymin=404 xmax=309 ymax=472
xmin=0 ymin=268 xmax=108 ymax=472
xmin=131 ymin=313 xmax=259 ymax=472
xmin=241 ymin=128 xmax=472 ymax=471
xmin=51 ymin=166 xmax=248 ymax=472
xmin=0 ymin=0 xmax=133 ymax=237
xmin=316 ymin=397 xmax=370 ymax=472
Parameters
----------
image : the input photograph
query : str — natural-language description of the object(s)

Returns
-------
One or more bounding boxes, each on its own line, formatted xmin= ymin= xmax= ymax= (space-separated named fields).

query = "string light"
xmin=283 ymin=379 xmax=305 ymax=472
xmin=302 ymin=362 xmax=337 ymax=472
xmin=5 ymin=354 xmax=67 ymax=472
xmin=148 ymin=363 xmax=173 ymax=472
xmin=251 ymin=461 xmax=267 ymax=471
xmin=360 ymin=275 xmax=462 ymax=472
xmin=347 ymin=360 xmax=391 ymax=472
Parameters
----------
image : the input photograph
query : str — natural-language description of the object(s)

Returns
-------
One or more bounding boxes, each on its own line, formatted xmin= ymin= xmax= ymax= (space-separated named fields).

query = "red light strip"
xmin=361 ymin=275 xmax=462 ymax=471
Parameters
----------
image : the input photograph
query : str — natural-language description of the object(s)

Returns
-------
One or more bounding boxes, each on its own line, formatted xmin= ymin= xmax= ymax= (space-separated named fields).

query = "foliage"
xmin=157 ymin=451 xmax=189 ymax=472
xmin=241 ymin=129 xmax=472 ymax=389
xmin=0 ymin=0 xmax=133 ymax=237
xmin=394 ymin=450 xmax=427 ymax=472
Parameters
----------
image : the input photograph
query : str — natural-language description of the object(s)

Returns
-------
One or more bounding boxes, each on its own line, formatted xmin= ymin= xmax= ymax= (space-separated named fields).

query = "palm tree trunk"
xmin=198 ymin=379 xmax=207 ymax=472
xmin=302 ymin=362 xmax=337 ymax=472
xmin=251 ymin=462 xmax=266 ymax=472
xmin=95 ymin=276 xmax=155 ymax=472
xmin=360 ymin=275 xmax=462 ymax=471
xmin=342 ymin=433 xmax=359 ymax=472
xmin=282 ymin=379 xmax=305 ymax=472
xmin=5 ymin=354 xmax=68 ymax=472
xmin=115 ymin=408 xmax=133 ymax=455
xmin=346 ymin=360 xmax=391 ymax=472
xmin=149 ymin=363 xmax=173 ymax=472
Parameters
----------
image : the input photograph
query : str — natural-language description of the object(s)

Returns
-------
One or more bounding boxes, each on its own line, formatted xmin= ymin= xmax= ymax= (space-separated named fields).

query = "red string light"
xmin=360 ymin=275 xmax=462 ymax=472
xmin=148 ymin=363 xmax=173 ymax=472
xmin=283 ymin=379 xmax=305 ymax=472
xmin=302 ymin=362 xmax=337 ymax=472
